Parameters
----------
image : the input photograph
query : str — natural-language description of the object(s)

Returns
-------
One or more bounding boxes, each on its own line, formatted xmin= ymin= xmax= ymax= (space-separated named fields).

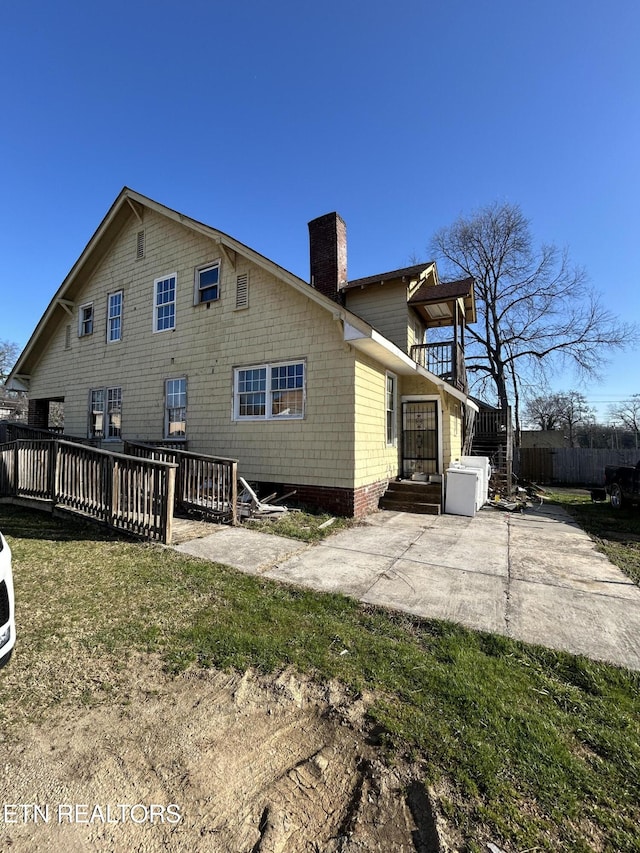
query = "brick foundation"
xmin=253 ymin=479 xmax=389 ymax=519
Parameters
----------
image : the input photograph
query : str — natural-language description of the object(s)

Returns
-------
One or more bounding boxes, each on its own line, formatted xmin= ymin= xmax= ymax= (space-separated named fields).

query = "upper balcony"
xmin=342 ymin=264 xmax=475 ymax=396
xmin=410 ymin=340 xmax=468 ymax=393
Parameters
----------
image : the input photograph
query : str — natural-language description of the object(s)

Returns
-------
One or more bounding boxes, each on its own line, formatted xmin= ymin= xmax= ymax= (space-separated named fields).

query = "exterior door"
xmin=402 ymin=400 xmax=439 ymax=477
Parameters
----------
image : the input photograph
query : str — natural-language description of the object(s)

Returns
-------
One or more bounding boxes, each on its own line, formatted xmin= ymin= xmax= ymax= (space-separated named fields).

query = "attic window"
xmin=136 ymin=230 xmax=145 ymax=260
xmin=79 ymin=303 xmax=93 ymax=337
xmin=235 ymin=273 xmax=249 ymax=309
xmin=194 ymin=261 xmax=220 ymax=304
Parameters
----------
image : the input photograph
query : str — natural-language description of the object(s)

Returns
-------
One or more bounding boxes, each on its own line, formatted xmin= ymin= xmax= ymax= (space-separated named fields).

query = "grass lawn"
xmin=1 ymin=504 xmax=639 ymax=852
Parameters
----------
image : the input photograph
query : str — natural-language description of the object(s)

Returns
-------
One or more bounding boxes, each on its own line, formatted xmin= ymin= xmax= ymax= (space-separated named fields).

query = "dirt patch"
xmin=0 ymin=656 xmax=443 ymax=852
xmin=171 ymin=516 xmax=224 ymax=545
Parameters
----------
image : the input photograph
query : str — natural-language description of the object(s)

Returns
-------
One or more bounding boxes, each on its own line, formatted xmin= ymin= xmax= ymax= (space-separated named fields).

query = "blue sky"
xmin=1 ymin=0 xmax=639 ymax=418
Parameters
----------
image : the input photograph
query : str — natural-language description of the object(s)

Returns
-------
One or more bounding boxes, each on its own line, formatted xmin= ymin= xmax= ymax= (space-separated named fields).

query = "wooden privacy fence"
xmin=0 ymin=439 xmax=177 ymax=544
xmin=517 ymin=447 xmax=640 ymax=485
xmin=124 ymin=441 xmax=238 ymax=525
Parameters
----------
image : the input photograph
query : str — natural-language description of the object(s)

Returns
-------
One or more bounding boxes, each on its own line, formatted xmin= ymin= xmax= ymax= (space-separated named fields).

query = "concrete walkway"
xmin=174 ymin=503 xmax=640 ymax=671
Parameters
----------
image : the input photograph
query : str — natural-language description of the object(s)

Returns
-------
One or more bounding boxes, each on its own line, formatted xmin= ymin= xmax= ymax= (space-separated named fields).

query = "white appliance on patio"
xmin=458 ymin=455 xmax=491 ymax=511
xmin=445 ymin=465 xmax=480 ymax=517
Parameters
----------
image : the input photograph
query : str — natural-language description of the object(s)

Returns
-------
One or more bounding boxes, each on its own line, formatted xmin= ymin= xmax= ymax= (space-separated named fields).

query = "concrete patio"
xmin=174 ymin=502 xmax=640 ymax=671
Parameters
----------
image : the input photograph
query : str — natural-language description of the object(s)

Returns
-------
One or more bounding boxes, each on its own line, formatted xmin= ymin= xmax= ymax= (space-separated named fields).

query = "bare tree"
xmin=430 ymin=202 xmax=637 ymax=437
xmin=523 ymin=392 xmax=567 ymax=430
xmin=0 ymin=340 xmax=27 ymax=421
xmin=608 ymin=394 xmax=640 ymax=449
xmin=523 ymin=389 xmax=594 ymax=446
xmin=0 ymin=340 xmax=19 ymax=384
xmin=558 ymin=391 xmax=595 ymax=448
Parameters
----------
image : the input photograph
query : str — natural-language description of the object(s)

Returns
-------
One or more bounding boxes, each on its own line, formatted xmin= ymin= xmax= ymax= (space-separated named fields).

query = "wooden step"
xmin=379 ymin=479 xmax=442 ymax=514
xmin=379 ymin=497 xmax=441 ymax=514
xmin=384 ymin=480 xmax=442 ymax=496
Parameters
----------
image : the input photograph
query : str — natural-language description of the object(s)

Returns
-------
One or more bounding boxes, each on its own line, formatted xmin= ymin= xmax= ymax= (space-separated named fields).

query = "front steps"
xmin=379 ymin=480 xmax=442 ymax=515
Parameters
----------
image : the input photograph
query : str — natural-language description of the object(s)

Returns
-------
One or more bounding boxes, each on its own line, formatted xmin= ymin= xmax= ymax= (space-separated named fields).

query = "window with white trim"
xmin=234 ymin=361 xmax=305 ymax=420
xmin=107 ymin=291 xmax=123 ymax=342
xmin=386 ymin=372 xmax=397 ymax=446
xmin=154 ymin=274 xmax=176 ymax=332
xmin=164 ymin=378 xmax=187 ymax=439
xmin=89 ymin=389 xmax=104 ymax=438
xmin=79 ymin=303 xmax=94 ymax=337
xmin=107 ymin=387 xmax=122 ymax=438
xmin=88 ymin=387 xmax=122 ymax=439
xmin=194 ymin=260 xmax=220 ymax=304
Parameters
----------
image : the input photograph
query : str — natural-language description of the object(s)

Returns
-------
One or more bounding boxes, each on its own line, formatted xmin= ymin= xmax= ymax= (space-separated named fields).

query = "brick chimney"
xmin=308 ymin=212 xmax=347 ymax=304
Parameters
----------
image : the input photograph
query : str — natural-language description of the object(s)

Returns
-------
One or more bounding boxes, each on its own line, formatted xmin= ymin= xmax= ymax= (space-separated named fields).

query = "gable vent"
xmin=136 ymin=230 xmax=145 ymax=260
xmin=235 ymin=273 xmax=248 ymax=309
xmin=65 ymin=324 xmax=71 ymax=350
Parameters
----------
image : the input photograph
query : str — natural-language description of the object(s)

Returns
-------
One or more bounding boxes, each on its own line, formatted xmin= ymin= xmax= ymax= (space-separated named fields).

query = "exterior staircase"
xmin=470 ymin=406 xmax=514 ymax=495
xmin=379 ymin=480 xmax=442 ymax=515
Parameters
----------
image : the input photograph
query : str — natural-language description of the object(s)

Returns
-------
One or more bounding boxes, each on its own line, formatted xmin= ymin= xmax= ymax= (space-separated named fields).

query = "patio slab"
xmin=173 ymin=503 xmax=640 ymax=671
xmin=363 ymin=559 xmax=509 ymax=635
xmin=507 ymin=578 xmax=640 ymax=669
xmin=174 ymin=527 xmax=308 ymax=573
xmin=264 ymin=546 xmax=393 ymax=597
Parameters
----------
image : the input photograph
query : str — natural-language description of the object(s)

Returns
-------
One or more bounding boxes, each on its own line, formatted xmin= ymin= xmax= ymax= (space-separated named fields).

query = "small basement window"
xmin=195 ymin=261 xmax=221 ymax=304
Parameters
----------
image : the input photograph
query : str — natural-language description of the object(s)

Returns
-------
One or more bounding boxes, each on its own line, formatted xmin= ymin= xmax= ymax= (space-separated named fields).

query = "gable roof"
xmin=408 ymin=276 xmax=473 ymax=304
xmin=9 ymin=187 xmax=340 ymax=383
xmin=344 ymin=263 xmax=434 ymax=291
xmin=7 ymin=188 xmax=475 ymax=409
xmin=345 ymin=263 xmax=476 ymax=326
xmin=409 ymin=276 xmax=476 ymax=325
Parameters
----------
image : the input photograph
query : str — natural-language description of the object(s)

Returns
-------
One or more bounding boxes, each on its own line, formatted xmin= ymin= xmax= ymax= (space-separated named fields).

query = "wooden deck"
xmin=1 ymin=430 xmax=239 ymax=544
xmin=1 ymin=439 xmax=177 ymax=543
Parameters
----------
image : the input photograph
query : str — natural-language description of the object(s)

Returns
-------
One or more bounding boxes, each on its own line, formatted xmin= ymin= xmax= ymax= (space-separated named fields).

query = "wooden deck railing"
xmin=474 ymin=407 xmax=511 ymax=438
xmin=124 ymin=441 xmax=238 ymax=525
xmin=4 ymin=422 xmax=100 ymax=446
xmin=0 ymin=440 xmax=177 ymax=544
xmin=410 ymin=341 xmax=468 ymax=392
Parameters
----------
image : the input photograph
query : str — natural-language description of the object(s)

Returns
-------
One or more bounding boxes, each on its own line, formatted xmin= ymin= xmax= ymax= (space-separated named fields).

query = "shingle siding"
xmin=29 ymin=209 xmax=358 ymax=489
xmin=345 ymin=283 xmax=409 ymax=352
xmin=25 ymin=198 xmax=468 ymax=517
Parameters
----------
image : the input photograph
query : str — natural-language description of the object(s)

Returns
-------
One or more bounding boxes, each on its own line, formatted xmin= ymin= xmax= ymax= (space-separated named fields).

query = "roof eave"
xmin=344 ymin=323 xmax=476 ymax=407
xmin=7 ymin=187 xmax=332 ymax=385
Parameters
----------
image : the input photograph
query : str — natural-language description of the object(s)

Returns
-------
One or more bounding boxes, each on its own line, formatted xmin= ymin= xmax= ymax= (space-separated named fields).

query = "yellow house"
xmin=7 ymin=189 xmax=477 ymax=517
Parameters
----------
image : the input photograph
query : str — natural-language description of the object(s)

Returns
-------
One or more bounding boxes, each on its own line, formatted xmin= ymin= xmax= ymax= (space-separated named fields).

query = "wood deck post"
xmin=12 ymin=442 xmax=19 ymax=496
xmin=164 ymin=466 xmax=176 ymax=544
xmin=108 ymin=457 xmax=118 ymax=526
xmin=231 ymin=461 xmax=238 ymax=525
xmin=48 ymin=440 xmax=58 ymax=507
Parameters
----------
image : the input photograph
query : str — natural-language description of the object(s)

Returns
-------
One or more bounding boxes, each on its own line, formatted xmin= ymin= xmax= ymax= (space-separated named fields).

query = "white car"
xmin=0 ymin=531 xmax=15 ymax=667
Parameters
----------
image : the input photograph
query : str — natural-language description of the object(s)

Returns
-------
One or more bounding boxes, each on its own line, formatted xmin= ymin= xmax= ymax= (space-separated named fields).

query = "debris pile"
xmin=237 ymin=477 xmax=295 ymax=519
xmin=488 ymin=478 xmax=546 ymax=513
